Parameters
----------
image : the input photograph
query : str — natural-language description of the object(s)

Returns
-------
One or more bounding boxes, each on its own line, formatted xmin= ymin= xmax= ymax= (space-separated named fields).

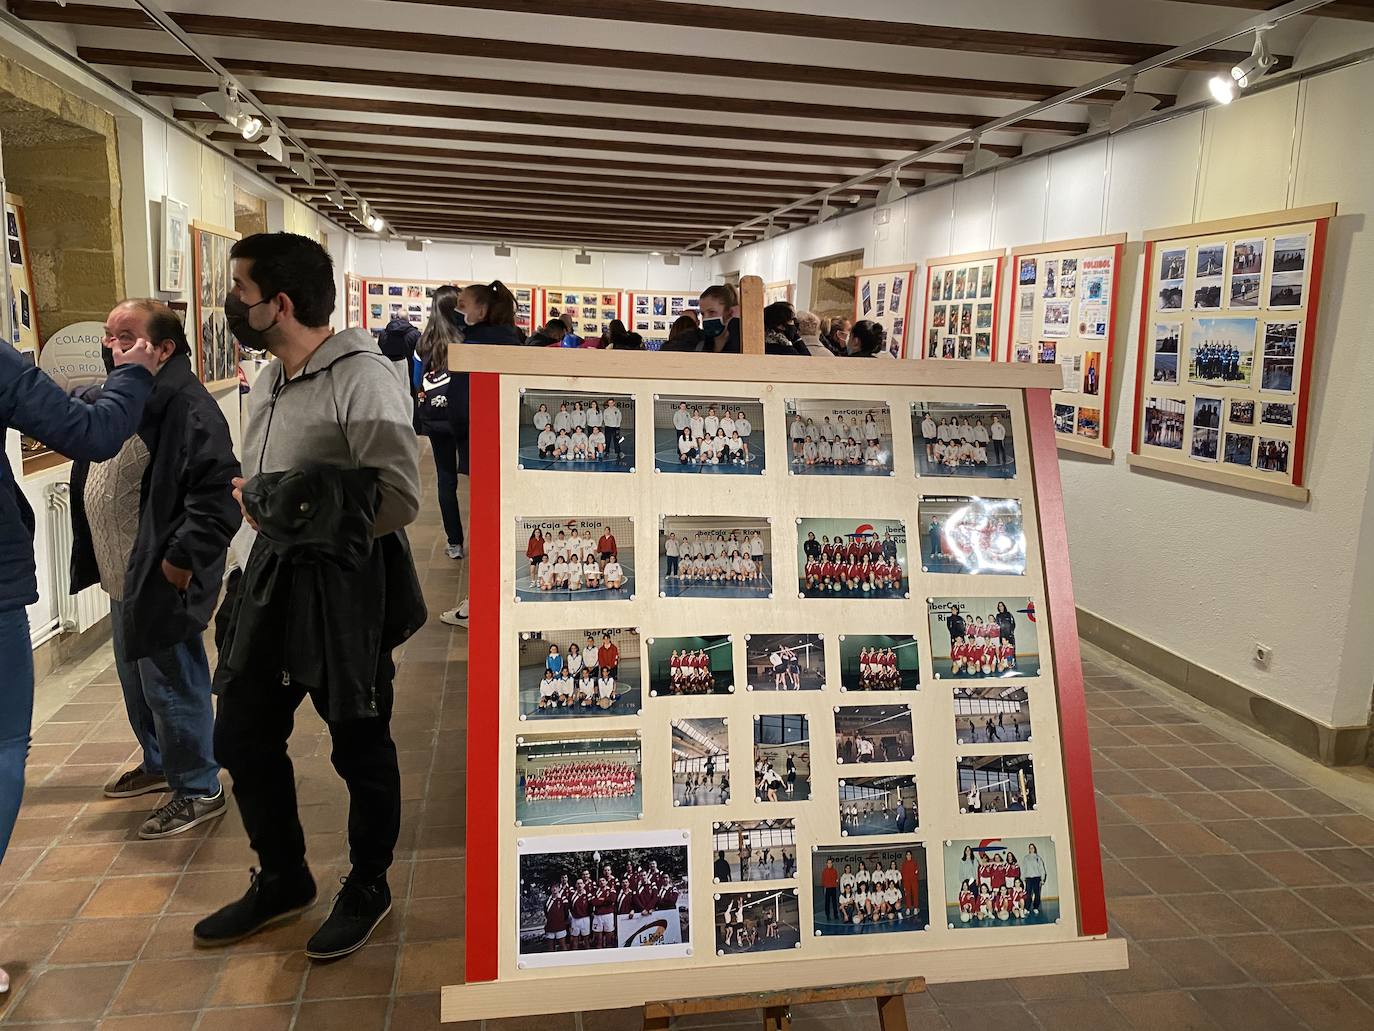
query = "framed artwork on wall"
xmin=159 ymin=195 xmax=190 ymax=294
xmin=190 ymin=221 xmax=241 ymax=387
xmin=852 ymin=264 xmax=916 ymax=358
xmin=920 ymin=250 xmax=1006 ymax=363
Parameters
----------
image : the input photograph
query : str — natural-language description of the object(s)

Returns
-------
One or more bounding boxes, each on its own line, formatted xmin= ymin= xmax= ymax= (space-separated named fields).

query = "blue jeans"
xmin=109 ymin=599 xmax=220 ymax=798
xmin=0 ymin=608 xmax=34 ymax=861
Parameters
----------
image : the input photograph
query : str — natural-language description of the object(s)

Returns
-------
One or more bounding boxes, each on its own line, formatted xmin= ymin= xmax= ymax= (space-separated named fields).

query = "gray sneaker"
xmin=104 ymin=766 xmax=170 ymax=799
xmin=138 ymin=788 xmax=227 ymax=839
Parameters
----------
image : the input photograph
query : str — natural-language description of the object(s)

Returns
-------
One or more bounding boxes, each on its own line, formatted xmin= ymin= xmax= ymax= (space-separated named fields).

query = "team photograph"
xmin=744 ymin=634 xmax=826 ymax=691
xmin=944 ymin=836 xmax=1058 ymax=929
xmin=784 ymin=398 xmax=894 ymax=476
xmin=518 ymin=629 xmax=641 ymax=720
xmin=653 ymin=394 xmax=766 ymax=475
xmin=714 ymin=889 xmax=802 ymax=955
xmin=754 ymin=714 xmax=811 ymax=803
xmin=919 ymin=495 xmax=1027 ymax=576
xmin=927 ymin=597 xmax=1041 ymax=679
xmin=519 ymin=389 xmax=635 ymax=472
xmin=712 ymin=820 xmax=797 ymax=883
xmin=517 ymin=517 xmax=634 ymax=602
xmin=839 ymin=776 xmax=919 ymax=836
xmin=647 ymin=635 xmax=734 ymax=697
xmin=515 ymin=733 xmax=641 ymax=827
xmin=672 ymin=718 xmax=730 ymax=807
xmin=796 ymin=518 xmax=908 ymax=599
xmin=660 ymin=516 xmax=772 ymax=599
xmin=812 ymin=843 xmax=928 ymax=936
xmin=957 ymin=753 xmax=1037 ymax=813
xmin=910 ymin=401 xmax=1016 ymax=478
xmin=954 ymin=685 xmax=1032 ymax=744
xmin=834 ymin=705 xmax=915 ymax=765
xmin=838 ymin=634 xmax=921 ymax=692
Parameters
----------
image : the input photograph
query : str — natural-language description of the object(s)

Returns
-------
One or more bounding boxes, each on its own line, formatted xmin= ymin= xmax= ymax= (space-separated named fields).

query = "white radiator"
xmin=44 ymin=482 xmax=109 ymax=639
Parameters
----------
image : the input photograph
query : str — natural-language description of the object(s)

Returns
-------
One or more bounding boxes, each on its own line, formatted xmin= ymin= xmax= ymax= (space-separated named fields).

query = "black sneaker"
xmin=305 ymin=874 xmax=392 ymax=960
xmin=193 ymin=866 xmax=317 ymax=947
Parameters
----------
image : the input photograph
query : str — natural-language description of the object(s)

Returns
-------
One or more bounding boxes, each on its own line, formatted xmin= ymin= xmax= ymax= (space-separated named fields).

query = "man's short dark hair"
xmin=229 ymin=232 xmax=336 ymax=328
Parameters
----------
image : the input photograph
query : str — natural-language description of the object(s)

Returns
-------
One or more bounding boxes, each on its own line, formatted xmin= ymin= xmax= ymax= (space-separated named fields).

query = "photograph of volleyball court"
xmin=713 ymin=889 xmax=802 ymax=955
xmin=754 ymin=713 xmax=812 ymax=803
xmin=517 ymin=629 xmax=643 ymax=720
xmin=518 ymin=389 xmax=635 ymax=472
xmin=653 ymin=394 xmax=766 ymax=475
xmin=744 ymin=633 xmax=826 ymax=691
xmin=956 ymin=753 xmax=1038 ymax=813
xmin=712 ymin=820 xmax=797 ymax=883
xmin=672 ymin=718 xmax=730 ymax=807
xmin=515 ymin=516 xmax=635 ymax=602
xmin=659 ymin=515 xmax=772 ymax=599
xmin=839 ymin=776 xmax=919 ymax=836
xmin=954 ymin=684 xmax=1032 ymax=744
xmin=515 ymin=733 xmax=642 ymax=827
xmin=834 ymin=705 xmax=915 ymax=765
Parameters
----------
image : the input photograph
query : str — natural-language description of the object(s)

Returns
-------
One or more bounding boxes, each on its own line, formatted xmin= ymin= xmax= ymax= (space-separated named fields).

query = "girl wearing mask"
xmin=698 ymin=284 xmax=742 ymax=353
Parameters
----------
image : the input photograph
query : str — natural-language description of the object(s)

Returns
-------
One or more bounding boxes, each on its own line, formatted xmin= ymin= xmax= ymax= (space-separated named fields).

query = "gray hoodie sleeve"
xmin=333 ymin=352 xmax=421 ymax=535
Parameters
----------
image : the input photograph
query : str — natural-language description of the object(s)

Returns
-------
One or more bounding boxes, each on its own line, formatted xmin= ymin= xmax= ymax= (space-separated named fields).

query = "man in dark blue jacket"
xmin=0 ymin=333 xmax=157 ymax=990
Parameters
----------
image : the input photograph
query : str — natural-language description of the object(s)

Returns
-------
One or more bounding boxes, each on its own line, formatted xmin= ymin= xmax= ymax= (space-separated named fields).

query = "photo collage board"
xmin=190 ymin=223 xmax=241 ymax=386
xmin=853 ymin=265 xmax=916 ymax=358
xmin=921 ymin=251 xmax=1005 ymax=363
xmin=471 ymin=358 xmax=1099 ymax=998
xmin=540 ymin=286 xmax=625 ymax=340
xmin=1130 ymin=206 xmax=1332 ymax=498
xmin=627 ymin=292 xmax=701 ymax=350
xmin=765 ymin=281 xmax=796 ymax=306
xmin=343 ymin=272 xmax=364 ymax=329
xmin=363 ymin=279 xmax=536 ymax=339
xmin=1007 ymin=236 xmax=1124 ymax=454
xmin=5 ymin=192 xmax=38 ymax=354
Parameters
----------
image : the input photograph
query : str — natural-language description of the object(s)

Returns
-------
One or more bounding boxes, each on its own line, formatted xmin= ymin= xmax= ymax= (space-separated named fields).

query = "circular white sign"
xmin=38 ymin=321 xmax=106 ymax=391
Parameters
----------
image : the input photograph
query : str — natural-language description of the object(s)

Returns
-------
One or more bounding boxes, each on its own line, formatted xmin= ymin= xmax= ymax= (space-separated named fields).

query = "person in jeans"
xmin=415 ymin=285 xmax=467 ymax=560
xmin=194 ymin=233 xmax=421 ymax=961
xmin=69 ymin=300 xmax=240 ymax=839
xmin=0 ymin=334 xmax=158 ymax=992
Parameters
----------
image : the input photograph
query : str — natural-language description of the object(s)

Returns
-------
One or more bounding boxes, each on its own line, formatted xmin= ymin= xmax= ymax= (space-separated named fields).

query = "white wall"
xmin=705 ymin=60 xmax=1374 ymax=732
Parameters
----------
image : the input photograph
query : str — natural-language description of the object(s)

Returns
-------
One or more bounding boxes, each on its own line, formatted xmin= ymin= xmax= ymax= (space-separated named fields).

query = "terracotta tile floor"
xmin=3 ymin=466 xmax=1374 ymax=1029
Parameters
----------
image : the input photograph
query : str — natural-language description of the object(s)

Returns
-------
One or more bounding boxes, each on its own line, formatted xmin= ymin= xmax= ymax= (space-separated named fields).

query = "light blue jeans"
xmin=0 ymin=607 xmax=34 ymax=860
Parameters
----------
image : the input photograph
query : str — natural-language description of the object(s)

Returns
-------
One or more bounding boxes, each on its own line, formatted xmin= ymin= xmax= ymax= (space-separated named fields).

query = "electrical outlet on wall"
xmin=1254 ymin=643 xmax=1273 ymax=667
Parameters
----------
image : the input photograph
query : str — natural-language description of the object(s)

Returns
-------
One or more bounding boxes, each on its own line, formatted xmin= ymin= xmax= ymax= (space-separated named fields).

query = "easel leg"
xmin=876 ymin=995 xmax=908 ymax=1031
xmin=763 ymin=1005 xmax=791 ymax=1031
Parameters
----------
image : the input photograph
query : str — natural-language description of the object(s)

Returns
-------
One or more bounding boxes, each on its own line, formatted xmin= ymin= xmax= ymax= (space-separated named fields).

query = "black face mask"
xmin=101 ymin=345 xmax=117 ymax=375
xmin=224 ymin=294 xmax=278 ymax=350
xmin=783 ymin=324 xmax=802 ymax=343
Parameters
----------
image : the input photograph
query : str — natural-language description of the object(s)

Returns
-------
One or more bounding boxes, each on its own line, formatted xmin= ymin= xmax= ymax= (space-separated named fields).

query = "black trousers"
xmin=1025 ymin=876 xmax=1043 ymax=911
xmin=214 ymin=655 xmax=401 ymax=882
xmin=824 ymin=886 xmax=839 ymax=921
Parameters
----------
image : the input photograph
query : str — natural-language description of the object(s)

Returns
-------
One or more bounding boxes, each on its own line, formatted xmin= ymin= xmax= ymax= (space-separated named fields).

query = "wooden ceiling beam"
xmin=1164 ymin=0 xmax=1374 ymax=21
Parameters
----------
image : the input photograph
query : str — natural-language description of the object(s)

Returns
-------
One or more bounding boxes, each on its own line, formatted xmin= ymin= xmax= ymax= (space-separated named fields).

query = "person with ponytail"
xmin=698 ymin=284 xmax=742 ymax=353
xmin=416 ymin=285 xmax=468 ymax=560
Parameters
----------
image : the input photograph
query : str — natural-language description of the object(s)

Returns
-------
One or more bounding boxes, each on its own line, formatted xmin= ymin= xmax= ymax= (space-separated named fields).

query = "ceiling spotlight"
xmin=196 ymin=84 xmax=233 ymax=121
xmin=1107 ymin=75 xmax=1161 ymax=134
xmin=701 ymin=244 xmax=716 ymax=259
xmin=723 ymin=233 xmax=741 ymax=252
xmin=1209 ymin=74 xmax=1238 ymax=105
xmin=324 ymin=189 xmax=346 ymax=209
xmin=816 ymin=195 xmax=837 ymax=222
xmin=494 ymin=242 xmax=512 ymax=257
xmin=1232 ymin=26 xmax=1277 ymax=88
xmin=235 ymin=112 xmax=264 ymax=142
xmin=962 ymin=136 xmax=997 ymax=176
xmin=763 ymin=218 xmax=780 ymax=240
xmin=367 ymin=214 xmax=386 ymax=233
xmin=877 ymin=169 xmax=905 ymax=207
xmin=293 ymin=161 xmax=316 ymax=187
xmin=257 ymin=126 xmax=285 ymax=163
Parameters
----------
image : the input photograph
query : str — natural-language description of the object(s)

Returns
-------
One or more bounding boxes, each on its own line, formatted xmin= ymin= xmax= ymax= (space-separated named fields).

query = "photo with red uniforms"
xmin=812 ymin=842 xmax=928 ymax=936
xmin=927 ymin=597 xmax=1041 ymax=679
xmin=944 ymin=836 xmax=1058 ymax=929
xmin=837 ymin=634 xmax=920 ymax=692
xmin=515 ymin=732 xmax=641 ymax=828
xmin=796 ymin=518 xmax=907 ymax=600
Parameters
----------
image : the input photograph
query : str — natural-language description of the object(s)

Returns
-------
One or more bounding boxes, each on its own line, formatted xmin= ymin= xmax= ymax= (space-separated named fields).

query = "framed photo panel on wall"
xmin=540 ymin=286 xmax=624 ymax=340
xmin=920 ymin=250 xmax=1005 ymax=363
xmin=852 ymin=264 xmax=915 ymax=358
xmin=1128 ymin=204 xmax=1335 ymax=502
xmin=627 ymin=292 xmax=701 ymax=350
xmin=189 ymin=221 xmax=240 ymax=387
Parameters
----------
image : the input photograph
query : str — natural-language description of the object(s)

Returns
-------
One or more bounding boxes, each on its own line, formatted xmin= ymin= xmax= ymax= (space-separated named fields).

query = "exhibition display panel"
xmin=361 ymin=278 xmax=536 ymax=338
xmin=921 ymin=250 xmax=1006 ymax=363
xmin=442 ymin=347 xmax=1122 ymax=1022
xmin=343 ymin=271 xmax=364 ymax=329
xmin=1128 ymin=204 xmax=1334 ymax=502
xmin=190 ymin=221 xmax=241 ymax=388
xmin=765 ymin=280 xmax=796 ymax=306
xmin=853 ymin=265 xmax=916 ymax=358
xmin=627 ymin=291 xmax=700 ymax=348
xmin=539 ymin=286 xmax=625 ymax=340
xmin=1006 ymin=235 xmax=1126 ymax=458
xmin=5 ymin=192 xmax=37 ymax=355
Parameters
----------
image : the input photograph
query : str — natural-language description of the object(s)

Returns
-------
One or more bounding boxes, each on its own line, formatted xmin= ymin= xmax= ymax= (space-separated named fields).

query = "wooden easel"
xmin=643 ymin=976 xmax=925 ymax=1031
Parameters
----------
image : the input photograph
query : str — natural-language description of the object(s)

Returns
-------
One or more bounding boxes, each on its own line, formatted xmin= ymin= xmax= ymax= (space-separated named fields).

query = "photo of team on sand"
xmin=672 ymin=718 xmax=730 ymax=807
xmin=745 ymin=634 xmax=825 ymax=691
xmin=955 ymin=685 xmax=1031 ymax=744
xmin=834 ymin=705 xmax=915 ymax=764
xmin=755 ymin=714 xmax=811 ymax=803
xmin=660 ymin=516 xmax=772 ymax=599
xmin=520 ymin=390 xmax=635 ymax=472
xmin=648 ymin=635 xmax=733 ymax=697
xmin=516 ymin=733 xmax=641 ymax=827
xmin=838 ymin=634 xmax=920 ymax=692
xmin=944 ymin=836 xmax=1057 ymax=929
xmin=928 ymin=598 xmax=1041 ymax=679
xmin=519 ymin=837 xmax=690 ymax=959
xmin=911 ymin=402 xmax=1016 ymax=478
xmin=919 ymin=496 xmax=1026 ymax=576
xmin=839 ymin=776 xmax=918 ymax=836
xmin=813 ymin=843 xmax=928 ymax=936
xmin=654 ymin=395 xmax=765 ymax=474
xmin=797 ymin=518 xmax=907 ymax=599
xmin=518 ymin=629 xmax=641 ymax=719
xmin=517 ymin=517 xmax=633 ymax=602
xmin=958 ymin=753 xmax=1037 ymax=813
xmin=713 ymin=820 xmax=796 ymax=882
xmin=714 ymin=889 xmax=801 ymax=954
xmin=785 ymin=399 xmax=894 ymax=476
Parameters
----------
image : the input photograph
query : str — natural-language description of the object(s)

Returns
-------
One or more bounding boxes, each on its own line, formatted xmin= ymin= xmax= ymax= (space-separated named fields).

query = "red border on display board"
xmin=1291 ymin=217 xmax=1328 ymax=487
xmin=1129 ymin=241 xmax=1157 ymax=454
xmin=1025 ymin=386 xmax=1109 ymax=937
xmin=990 ymin=256 xmax=1005 ymax=363
xmin=1095 ymin=243 xmax=1126 ymax=445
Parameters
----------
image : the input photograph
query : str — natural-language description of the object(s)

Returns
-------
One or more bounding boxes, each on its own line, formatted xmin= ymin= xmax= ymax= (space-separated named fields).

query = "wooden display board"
xmin=853 ymin=265 xmax=916 ymax=358
xmin=4 ymin=192 xmax=38 ymax=354
xmin=1006 ymin=235 xmax=1126 ymax=459
xmin=766 ymin=280 xmax=797 ymax=306
xmin=190 ymin=221 xmax=240 ymax=389
xmin=363 ymin=279 xmax=536 ymax=339
xmin=540 ymin=286 xmax=625 ymax=339
xmin=441 ymin=347 xmax=1123 ymax=1023
xmin=1127 ymin=204 xmax=1334 ymax=502
xmin=343 ymin=271 xmax=364 ymax=329
xmin=921 ymin=250 xmax=1006 ymax=363
xmin=627 ymin=291 xmax=700 ymax=348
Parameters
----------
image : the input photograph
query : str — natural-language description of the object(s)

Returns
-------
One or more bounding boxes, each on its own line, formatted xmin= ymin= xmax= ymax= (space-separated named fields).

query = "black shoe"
xmin=305 ymin=874 xmax=392 ymax=960
xmin=193 ymin=866 xmax=317 ymax=947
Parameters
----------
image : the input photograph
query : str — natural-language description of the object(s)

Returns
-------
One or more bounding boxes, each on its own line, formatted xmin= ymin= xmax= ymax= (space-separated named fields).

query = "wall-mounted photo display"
xmin=796 ymin=517 xmax=907 ymax=599
xmin=1131 ymin=206 xmax=1332 ymax=499
xmin=927 ymin=597 xmax=1041 ymax=679
xmin=517 ymin=831 xmax=691 ymax=966
xmin=918 ymin=496 xmax=1026 ymax=576
xmin=3 ymin=193 xmax=38 ymax=355
xmin=754 ymin=714 xmax=811 ymax=803
xmin=784 ymin=398 xmax=894 ymax=476
xmin=839 ymin=776 xmax=918 ymax=836
xmin=712 ymin=820 xmax=797 ymax=883
xmin=672 ymin=718 xmax=730 ymax=806
xmin=653 ymin=394 xmax=765 ymax=475
xmin=910 ymin=402 xmax=1016 ymax=478
xmin=922 ymin=251 xmax=1003 ymax=362
xmin=518 ymin=628 xmax=641 ymax=720
xmin=744 ymin=634 xmax=826 ymax=692
xmin=190 ymin=223 xmax=240 ymax=385
xmin=627 ymin=292 xmax=699 ymax=349
xmin=854 ymin=264 xmax=916 ymax=358
xmin=516 ymin=517 xmax=634 ymax=602
xmin=648 ymin=635 xmax=734 ymax=697
xmin=957 ymin=753 xmax=1037 ymax=814
xmin=540 ymin=286 xmax=623 ymax=339
xmin=515 ymin=731 xmax=641 ymax=827
xmin=519 ymin=389 xmax=635 ymax=472
xmin=834 ymin=704 xmax=914 ymax=764
xmin=714 ymin=888 xmax=802 ymax=955
xmin=944 ymin=837 xmax=1057 ymax=929
xmin=660 ymin=516 xmax=772 ymax=599
xmin=837 ymin=634 xmax=920 ymax=692
xmin=812 ymin=843 xmax=928 ymax=936
xmin=954 ymin=685 xmax=1032 ymax=745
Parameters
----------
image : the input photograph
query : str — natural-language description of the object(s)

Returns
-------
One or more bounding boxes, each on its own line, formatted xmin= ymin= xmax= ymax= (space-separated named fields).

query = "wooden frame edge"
xmin=1008 ymin=232 xmax=1129 ymax=258
xmin=855 ymin=263 xmax=918 ymax=278
xmin=925 ymin=247 xmax=1007 ymax=267
xmin=1126 ymin=452 xmax=1310 ymax=502
xmin=188 ymin=219 xmax=240 ymax=240
xmin=1143 ymin=203 xmax=1337 ymax=243
xmin=1057 ymin=436 xmax=1114 ymax=460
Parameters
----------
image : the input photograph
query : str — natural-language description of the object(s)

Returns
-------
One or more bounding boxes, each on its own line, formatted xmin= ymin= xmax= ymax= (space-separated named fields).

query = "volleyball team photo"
xmin=647 ymin=635 xmax=734 ymax=697
xmin=944 ymin=836 xmax=1058 ymax=929
xmin=927 ymin=597 xmax=1041 ymax=679
xmin=744 ymin=634 xmax=826 ymax=691
xmin=519 ymin=389 xmax=635 ymax=472
xmin=784 ymin=398 xmax=894 ymax=476
xmin=660 ymin=516 xmax=772 ymax=599
xmin=911 ymin=401 xmax=1017 ymax=478
xmin=796 ymin=518 xmax=907 ymax=599
xmin=812 ymin=843 xmax=928 ymax=937
xmin=515 ymin=732 xmax=642 ymax=827
xmin=837 ymin=634 xmax=920 ymax=692
xmin=517 ymin=517 xmax=634 ymax=602
xmin=654 ymin=394 xmax=765 ymax=474
xmin=919 ymin=496 xmax=1027 ymax=576
xmin=518 ymin=629 xmax=641 ymax=720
